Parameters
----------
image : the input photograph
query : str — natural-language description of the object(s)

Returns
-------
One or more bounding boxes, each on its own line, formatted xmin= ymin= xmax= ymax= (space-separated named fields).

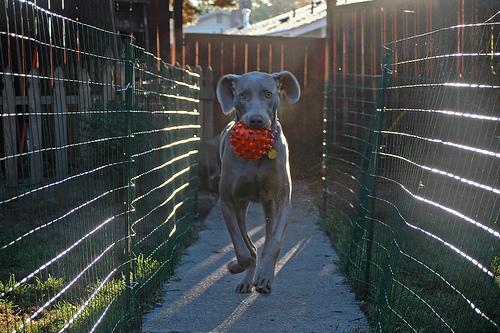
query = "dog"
xmin=216 ymin=71 xmax=301 ymax=293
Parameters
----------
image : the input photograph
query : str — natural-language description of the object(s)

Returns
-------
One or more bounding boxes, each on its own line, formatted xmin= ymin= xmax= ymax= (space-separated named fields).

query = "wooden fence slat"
xmin=222 ymin=40 xmax=234 ymax=78
xmin=28 ymin=69 xmax=44 ymax=184
xmin=198 ymin=39 xmax=210 ymax=70
xmin=78 ymin=66 xmax=91 ymax=113
xmin=233 ymin=39 xmax=246 ymax=74
xmin=2 ymin=69 xmax=18 ymax=187
xmin=247 ymin=40 xmax=258 ymax=72
xmin=103 ymin=48 xmax=114 ymax=109
xmin=88 ymin=57 xmax=96 ymax=88
xmin=77 ymin=66 xmax=92 ymax=167
xmin=197 ymin=65 xmax=214 ymax=141
xmin=212 ymin=39 xmax=223 ymax=80
xmin=259 ymin=42 xmax=271 ymax=73
xmin=271 ymin=41 xmax=283 ymax=73
xmin=53 ymin=66 xmax=68 ymax=178
xmin=184 ymin=35 xmax=197 ymax=67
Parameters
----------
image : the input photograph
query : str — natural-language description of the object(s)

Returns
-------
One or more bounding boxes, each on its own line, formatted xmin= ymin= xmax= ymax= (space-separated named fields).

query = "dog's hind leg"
xmin=234 ymin=201 xmax=256 ymax=293
xmin=220 ymin=199 xmax=254 ymax=275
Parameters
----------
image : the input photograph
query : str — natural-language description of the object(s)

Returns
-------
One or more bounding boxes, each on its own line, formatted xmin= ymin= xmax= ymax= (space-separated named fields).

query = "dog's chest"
xmin=227 ymin=162 xmax=285 ymax=201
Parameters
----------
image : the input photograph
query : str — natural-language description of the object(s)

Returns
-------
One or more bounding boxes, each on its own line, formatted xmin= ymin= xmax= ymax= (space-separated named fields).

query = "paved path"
xmin=142 ymin=181 xmax=368 ymax=333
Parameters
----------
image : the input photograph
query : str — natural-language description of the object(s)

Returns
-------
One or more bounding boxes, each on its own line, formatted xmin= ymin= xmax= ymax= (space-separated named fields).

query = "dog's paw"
xmin=254 ymin=257 xmax=275 ymax=294
xmin=235 ymin=281 xmax=253 ymax=293
xmin=254 ymin=277 xmax=272 ymax=294
xmin=227 ymin=260 xmax=246 ymax=274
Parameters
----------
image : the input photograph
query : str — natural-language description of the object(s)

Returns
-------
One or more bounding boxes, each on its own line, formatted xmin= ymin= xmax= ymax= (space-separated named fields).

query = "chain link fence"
xmin=323 ymin=12 xmax=499 ymax=333
xmin=0 ymin=1 xmax=199 ymax=332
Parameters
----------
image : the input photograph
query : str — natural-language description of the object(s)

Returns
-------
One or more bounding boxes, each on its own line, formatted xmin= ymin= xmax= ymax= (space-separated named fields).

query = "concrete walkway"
xmin=142 ymin=181 xmax=368 ymax=333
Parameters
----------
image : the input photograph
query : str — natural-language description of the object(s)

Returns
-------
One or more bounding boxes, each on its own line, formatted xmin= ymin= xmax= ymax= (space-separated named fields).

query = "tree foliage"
xmin=185 ymin=0 xmax=237 ymax=24
xmin=183 ymin=1 xmax=202 ymax=24
xmin=212 ymin=0 xmax=237 ymax=7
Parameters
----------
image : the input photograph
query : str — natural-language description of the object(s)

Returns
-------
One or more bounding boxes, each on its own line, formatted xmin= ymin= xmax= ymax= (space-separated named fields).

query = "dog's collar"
xmin=230 ymin=121 xmax=279 ymax=160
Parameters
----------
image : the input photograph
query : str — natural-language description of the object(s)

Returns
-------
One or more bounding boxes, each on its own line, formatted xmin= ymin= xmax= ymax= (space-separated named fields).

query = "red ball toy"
xmin=230 ymin=121 xmax=274 ymax=160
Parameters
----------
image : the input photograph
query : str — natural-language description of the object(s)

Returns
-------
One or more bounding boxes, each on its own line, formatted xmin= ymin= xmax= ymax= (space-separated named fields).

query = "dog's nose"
xmin=249 ymin=115 xmax=265 ymax=128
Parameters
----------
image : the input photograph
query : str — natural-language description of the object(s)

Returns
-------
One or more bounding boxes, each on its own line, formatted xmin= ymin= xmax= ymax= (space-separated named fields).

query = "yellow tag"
xmin=267 ymin=148 xmax=278 ymax=160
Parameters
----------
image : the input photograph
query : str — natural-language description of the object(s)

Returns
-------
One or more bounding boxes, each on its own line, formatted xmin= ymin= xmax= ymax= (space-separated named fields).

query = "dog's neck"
xmin=271 ymin=119 xmax=281 ymax=138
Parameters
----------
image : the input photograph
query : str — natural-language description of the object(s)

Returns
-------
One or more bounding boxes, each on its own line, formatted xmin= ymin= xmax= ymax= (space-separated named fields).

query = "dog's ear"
xmin=216 ymin=74 xmax=240 ymax=114
xmin=272 ymin=71 xmax=301 ymax=104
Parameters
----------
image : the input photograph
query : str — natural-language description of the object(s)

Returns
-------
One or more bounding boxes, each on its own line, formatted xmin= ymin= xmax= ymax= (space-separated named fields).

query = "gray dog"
xmin=216 ymin=71 xmax=301 ymax=293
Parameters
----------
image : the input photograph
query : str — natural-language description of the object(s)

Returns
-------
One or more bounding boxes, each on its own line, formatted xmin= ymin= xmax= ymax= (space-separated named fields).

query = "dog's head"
xmin=216 ymin=71 xmax=301 ymax=129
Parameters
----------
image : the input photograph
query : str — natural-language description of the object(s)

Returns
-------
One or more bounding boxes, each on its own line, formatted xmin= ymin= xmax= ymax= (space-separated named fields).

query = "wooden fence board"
xmin=259 ymin=42 xmax=271 ymax=73
xmin=53 ymin=66 xmax=68 ymax=178
xmin=27 ymin=69 xmax=43 ymax=184
xmin=211 ymin=39 xmax=222 ymax=81
xmin=2 ymin=70 xmax=18 ymax=187
xmin=233 ymin=38 xmax=246 ymax=74
xmin=103 ymin=49 xmax=114 ymax=109
xmin=246 ymin=39 xmax=258 ymax=72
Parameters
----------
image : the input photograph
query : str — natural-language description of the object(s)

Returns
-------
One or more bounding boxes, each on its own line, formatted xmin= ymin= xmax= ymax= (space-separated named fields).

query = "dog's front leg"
xmin=234 ymin=201 xmax=256 ymax=293
xmin=255 ymin=199 xmax=290 ymax=293
xmin=220 ymin=199 xmax=254 ymax=275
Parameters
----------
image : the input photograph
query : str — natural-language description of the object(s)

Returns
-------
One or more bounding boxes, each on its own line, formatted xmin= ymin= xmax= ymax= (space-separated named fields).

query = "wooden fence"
xmin=183 ymin=34 xmax=327 ymax=175
xmin=1 ymin=60 xmax=122 ymax=189
xmin=327 ymin=0 xmax=495 ymax=80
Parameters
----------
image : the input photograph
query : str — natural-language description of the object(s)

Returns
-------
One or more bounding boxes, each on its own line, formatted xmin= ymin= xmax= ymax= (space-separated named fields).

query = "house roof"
xmin=335 ymin=0 xmax=373 ymax=5
xmin=225 ymin=1 xmax=327 ymax=36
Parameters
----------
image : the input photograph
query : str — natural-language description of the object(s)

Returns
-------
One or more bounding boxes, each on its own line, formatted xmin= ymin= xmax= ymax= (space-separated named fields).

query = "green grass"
xmin=319 ymin=209 xmax=352 ymax=263
xmin=0 ymin=255 xmax=162 ymax=333
xmin=319 ymin=207 xmax=500 ymax=333
xmin=0 ymin=199 xmax=203 ymax=333
xmin=0 ymin=269 xmax=123 ymax=332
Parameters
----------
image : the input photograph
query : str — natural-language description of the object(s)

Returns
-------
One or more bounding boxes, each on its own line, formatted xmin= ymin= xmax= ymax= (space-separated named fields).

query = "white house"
xmin=224 ymin=1 xmax=327 ymax=38
xmin=184 ymin=10 xmax=236 ymax=34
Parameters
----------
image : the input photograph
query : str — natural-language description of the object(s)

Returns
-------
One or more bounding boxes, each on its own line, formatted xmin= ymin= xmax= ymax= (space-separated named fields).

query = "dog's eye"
xmin=239 ymin=93 xmax=248 ymax=100
xmin=264 ymin=91 xmax=272 ymax=98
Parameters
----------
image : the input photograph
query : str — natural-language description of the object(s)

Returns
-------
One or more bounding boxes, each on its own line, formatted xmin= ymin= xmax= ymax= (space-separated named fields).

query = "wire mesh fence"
xmin=323 ymin=16 xmax=499 ymax=333
xmin=0 ymin=1 xmax=199 ymax=332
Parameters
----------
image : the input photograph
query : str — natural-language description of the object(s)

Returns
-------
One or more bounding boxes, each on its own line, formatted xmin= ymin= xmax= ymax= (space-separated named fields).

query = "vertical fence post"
xmin=27 ymin=69 xmax=44 ymax=184
xmin=322 ymin=1 xmax=335 ymax=214
xmin=78 ymin=66 xmax=92 ymax=166
xmin=360 ymin=48 xmax=392 ymax=298
xmin=124 ymin=35 xmax=136 ymax=325
xmin=191 ymin=69 xmax=200 ymax=223
xmin=2 ymin=69 xmax=18 ymax=188
xmin=321 ymin=81 xmax=333 ymax=215
xmin=53 ymin=66 xmax=69 ymax=178
xmin=78 ymin=66 xmax=91 ymax=113
xmin=103 ymin=48 xmax=114 ymax=110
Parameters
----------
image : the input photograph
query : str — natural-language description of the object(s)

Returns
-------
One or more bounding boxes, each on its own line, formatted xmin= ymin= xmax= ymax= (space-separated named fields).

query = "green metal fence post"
xmin=322 ymin=80 xmax=334 ymax=215
xmin=124 ymin=34 xmax=137 ymax=326
xmin=361 ymin=48 xmax=393 ymax=298
xmin=322 ymin=0 xmax=335 ymax=215
xmin=192 ymin=70 xmax=200 ymax=222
